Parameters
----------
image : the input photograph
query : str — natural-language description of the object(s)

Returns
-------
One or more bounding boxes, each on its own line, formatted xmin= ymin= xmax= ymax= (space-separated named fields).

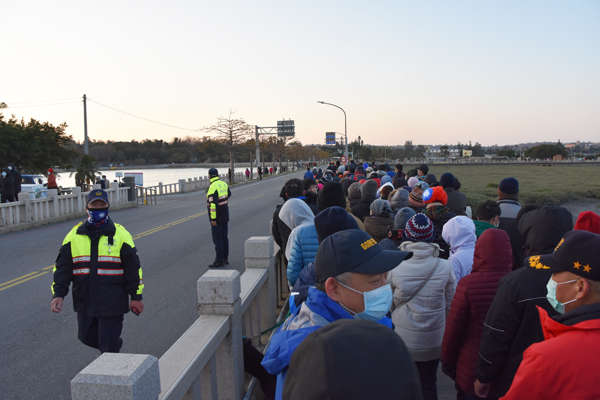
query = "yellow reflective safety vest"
xmin=206 ymin=177 xmax=231 ymax=223
xmin=52 ymin=219 xmax=143 ymax=317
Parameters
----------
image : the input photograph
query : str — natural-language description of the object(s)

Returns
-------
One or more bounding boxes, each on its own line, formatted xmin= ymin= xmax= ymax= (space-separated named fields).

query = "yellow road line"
xmin=1 ymin=210 xmax=210 ymax=293
xmin=251 ymin=194 xmax=264 ymax=200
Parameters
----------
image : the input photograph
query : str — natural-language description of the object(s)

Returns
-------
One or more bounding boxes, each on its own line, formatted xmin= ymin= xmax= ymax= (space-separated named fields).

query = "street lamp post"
xmin=318 ymin=101 xmax=348 ymax=165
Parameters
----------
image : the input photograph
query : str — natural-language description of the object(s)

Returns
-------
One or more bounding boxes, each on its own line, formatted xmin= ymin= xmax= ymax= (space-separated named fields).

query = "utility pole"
xmin=255 ymin=126 xmax=260 ymax=169
xmin=83 ymin=94 xmax=89 ymax=155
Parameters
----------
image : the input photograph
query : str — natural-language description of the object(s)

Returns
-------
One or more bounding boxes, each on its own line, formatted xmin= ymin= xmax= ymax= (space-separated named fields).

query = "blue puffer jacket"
xmin=303 ymin=170 xmax=314 ymax=179
xmin=262 ymin=288 xmax=393 ymax=400
xmin=286 ymin=224 xmax=319 ymax=286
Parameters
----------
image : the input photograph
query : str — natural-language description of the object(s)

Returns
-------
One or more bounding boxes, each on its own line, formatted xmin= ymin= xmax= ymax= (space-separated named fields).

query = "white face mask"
xmin=7 ymin=166 xmax=12 ymax=171
xmin=546 ymin=277 xmax=578 ymax=314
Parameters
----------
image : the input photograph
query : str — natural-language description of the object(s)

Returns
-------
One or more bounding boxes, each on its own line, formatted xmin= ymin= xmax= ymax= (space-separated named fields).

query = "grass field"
xmin=424 ymin=164 xmax=600 ymax=209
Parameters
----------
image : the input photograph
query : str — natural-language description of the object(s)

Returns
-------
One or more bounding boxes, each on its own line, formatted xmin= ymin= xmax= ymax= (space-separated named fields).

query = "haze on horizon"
xmin=2 ymin=1 xmax=599 ymax=148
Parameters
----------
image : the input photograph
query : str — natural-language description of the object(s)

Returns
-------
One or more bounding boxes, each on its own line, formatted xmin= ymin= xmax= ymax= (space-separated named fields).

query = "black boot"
xmin=209 ymin=260 xmax=224 ymax=268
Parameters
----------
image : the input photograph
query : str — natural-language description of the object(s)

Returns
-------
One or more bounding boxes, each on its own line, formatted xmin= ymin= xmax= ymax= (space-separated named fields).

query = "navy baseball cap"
xmin=87 ymin=189 xmax=109 ymax=206
xmin=315 ymin=229 xmax=412 ymax=283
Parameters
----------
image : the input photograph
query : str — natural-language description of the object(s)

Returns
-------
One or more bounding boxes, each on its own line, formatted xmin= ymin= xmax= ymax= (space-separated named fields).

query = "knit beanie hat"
xmin=407 ymin=176 xmax=419 ymax=189
xmin=389 ymin=188 xmax=410 ymax=212
xmin=424 ymin=174 xmax=438 ymax=187
xmin=403 ymin=214 xmax=435 ymax=242
xmin=498 ymin=177 xmax=519 ymax=195
xmin=370 ymin=199 xmax=393 ymax=218
xmin=347 ymin=182 xmax=362 ymax=199
xmin=423 ymin=186 xmax=448 ymax=206
xmin=394 ymin=207 xmax=416 ymax=230
xmin=314 ymin=206 xmax=359 ymax=243
xmin=408 ymin=182 xmax=429 ymax=209
xmin=361 ymin=180 xmax=378 ymax=199
xmin=439 ymin=173 xmax=456 ymax=188
xmin=574 ymin=211 xmax=600 ymax=235
xmin=318 ymin=182 xmax=346 ymax=211
xmin=418 ymin=164 xmax=429 ymax=175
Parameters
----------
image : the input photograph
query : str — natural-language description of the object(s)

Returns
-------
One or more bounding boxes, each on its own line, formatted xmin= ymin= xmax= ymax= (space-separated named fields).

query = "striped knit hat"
xmin=408 ymin=182 xmax=429 ymax=209
xmin=403 ymin=214 xmax=435 ymax=242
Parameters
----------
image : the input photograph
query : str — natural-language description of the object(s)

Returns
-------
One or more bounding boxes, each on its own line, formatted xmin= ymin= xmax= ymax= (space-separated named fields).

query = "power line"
xmin=86 ymin=98 xmax=199 ymax=132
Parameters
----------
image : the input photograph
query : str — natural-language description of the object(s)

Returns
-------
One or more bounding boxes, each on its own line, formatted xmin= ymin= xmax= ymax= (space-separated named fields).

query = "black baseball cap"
xmin=87 ymin=189 xmax=109 ymax=206
xmin=527 ymin=230 xmax=600 ymax=281
xmin=314 ymin=229 xmax=412 ymax=283
xmin=283 ymin=319 xmax=422 ymax=400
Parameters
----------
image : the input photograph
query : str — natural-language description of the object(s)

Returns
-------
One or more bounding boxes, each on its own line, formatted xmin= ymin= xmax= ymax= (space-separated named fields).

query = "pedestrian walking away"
xmin=51 ymin=189 xmax=144 ymax=353
xmin=206 ymin=168 xmax=231 ymax=268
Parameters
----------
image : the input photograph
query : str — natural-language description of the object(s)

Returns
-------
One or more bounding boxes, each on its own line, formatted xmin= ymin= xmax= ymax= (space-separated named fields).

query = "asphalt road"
xmin=0 ymin=170 xmax=303 ymax=400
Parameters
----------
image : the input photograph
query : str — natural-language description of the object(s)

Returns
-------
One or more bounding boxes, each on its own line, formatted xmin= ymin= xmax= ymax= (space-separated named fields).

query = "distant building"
xmin=463 ymin=149 xmax=473 ymax=157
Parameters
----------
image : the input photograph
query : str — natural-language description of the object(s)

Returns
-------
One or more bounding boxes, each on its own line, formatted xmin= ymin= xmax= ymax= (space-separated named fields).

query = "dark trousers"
xmin=211 ymin=222 xmax=229 ymax=262
xmin=415 ymin=358 xmax=440 ymax=400
xmin=77 ymin=310 xmax=124 ymax=353
xmin=1 ymin=195 xmax=15 ymax=203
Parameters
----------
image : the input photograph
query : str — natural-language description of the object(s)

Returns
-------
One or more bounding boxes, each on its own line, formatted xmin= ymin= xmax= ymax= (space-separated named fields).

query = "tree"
xmin=203 ymin=111 xmax=253 ymax=183
xmin=0 ymin=114 xmax=76 ymax=173
xmin=524 ymin=144 xmax=568 ymax=159
xmin=70 ymin=154 xmax=100 ymax=189
xmin=439 ymin=145 xmax=450 ymax=158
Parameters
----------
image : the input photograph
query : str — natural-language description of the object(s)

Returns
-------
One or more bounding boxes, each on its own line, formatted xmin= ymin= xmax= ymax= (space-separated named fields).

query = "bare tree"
xmin=203 ymin=111 xmax=253 ymax=183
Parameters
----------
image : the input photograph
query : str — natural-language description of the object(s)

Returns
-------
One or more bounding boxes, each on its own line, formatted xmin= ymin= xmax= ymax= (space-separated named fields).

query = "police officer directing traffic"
xmin=207 ymin=168 xmax=231 ymax=268
xmin=51 ymin=189 xmax=144 ymax=353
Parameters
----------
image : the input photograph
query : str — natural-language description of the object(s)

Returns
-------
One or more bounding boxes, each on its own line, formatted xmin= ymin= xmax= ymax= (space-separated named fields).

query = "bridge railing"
xmin=0 ymin=186 xmax=133 ymax=232
xmin=71 ymin=236 xmax=283 ymax=400
xmin=139 ymin=172 xmax=249 ymax=198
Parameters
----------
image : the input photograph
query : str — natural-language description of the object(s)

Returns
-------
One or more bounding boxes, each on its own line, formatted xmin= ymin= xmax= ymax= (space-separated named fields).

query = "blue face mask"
xmin=1 ymin=172 xmax=6 ymax=177
xmin=87 ymin=208 xmax=109 ymax=226
xmin=336 ymin=280 xmax=393 ymax=322
xmin=546 ymin=277 xmax=578 ymax=314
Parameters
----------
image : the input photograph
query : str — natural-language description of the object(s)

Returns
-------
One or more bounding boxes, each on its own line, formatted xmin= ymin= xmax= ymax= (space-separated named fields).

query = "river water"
xmin=53 ymin=167 xmax=236 ymax=188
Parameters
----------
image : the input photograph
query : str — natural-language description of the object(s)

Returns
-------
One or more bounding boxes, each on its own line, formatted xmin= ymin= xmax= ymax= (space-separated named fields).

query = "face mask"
xmin=546 ymin=277 xmax=578 ymax=314
xmin=7 ymin=166 xmax=12 ymax=170
xmin=87 ymin=207 xmax=109 ymax=226
xmin=336 ymin=280 xmax=393 ymax=322
xmin=1 ymin=172 xmax=6 ymax=177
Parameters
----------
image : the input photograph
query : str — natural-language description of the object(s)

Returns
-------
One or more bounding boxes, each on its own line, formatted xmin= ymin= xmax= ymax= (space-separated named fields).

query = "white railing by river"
xmin=0 ymin=186 xmax=134 ymax=234
xmin=71 ymin=235 xmax=288 ymax=400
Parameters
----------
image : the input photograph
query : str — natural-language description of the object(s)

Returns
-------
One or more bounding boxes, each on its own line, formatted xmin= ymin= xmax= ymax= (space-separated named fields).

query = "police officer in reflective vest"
xmin=51 ymin=189 xmax=144 ymax=353
xmin=207 ymin=168 xmax=231 ymax=268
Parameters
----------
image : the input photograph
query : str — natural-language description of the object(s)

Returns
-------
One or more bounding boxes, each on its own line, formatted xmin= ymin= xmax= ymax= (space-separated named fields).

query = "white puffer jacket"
xmin=388 ymin=241 xmax=456 ymax=362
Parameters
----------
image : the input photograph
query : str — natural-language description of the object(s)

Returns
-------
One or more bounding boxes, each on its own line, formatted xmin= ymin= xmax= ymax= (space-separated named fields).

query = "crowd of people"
xmin=242 ymin=159 xmax=600 ymax=400
xmin=0 ymin=162 xmax=22 ymax=203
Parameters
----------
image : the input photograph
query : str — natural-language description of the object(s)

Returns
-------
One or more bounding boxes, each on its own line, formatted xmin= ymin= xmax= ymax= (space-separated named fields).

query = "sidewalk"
xmin=437 ymin=363 xmax=458 ymax=400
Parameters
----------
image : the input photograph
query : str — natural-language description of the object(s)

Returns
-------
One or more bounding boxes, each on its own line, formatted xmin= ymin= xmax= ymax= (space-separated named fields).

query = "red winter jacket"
xmin=441 ymin=229 xmax=512 ymax=394
xmin=502 ymin=305 xmax=600 ymax=399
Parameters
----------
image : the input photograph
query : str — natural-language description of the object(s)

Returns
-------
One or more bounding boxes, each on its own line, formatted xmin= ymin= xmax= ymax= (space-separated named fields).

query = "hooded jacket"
xmin=389 ymin=241 xmax=456 ymax=361
xmin=351 ymin=180 xmax=377 ymax=222
xmin=286 ymin=223 xmax=319 ymax=286
xmin=261 ymin=287 xmax=392 ymax=400
xmin=502 ymin=304 xmax=600 ymax=399
xmin=347 ymin=182 xmax=362 ymax=209
xmin=475 ymin=206 xmax=572 ymax=398
xmin=0 ymin=170 xmax=15 ymax=198
xmin=364 ymin=200 xmax=394 ymax=242
xmin=280 ymin=199 xmax=315 ymax=259
xmin=7 ymin=163 xmax=21 ymax=194
xmin=441 ymin=229 xmax=512 ymax=394
xmin=442 ymin=216 xmax=477 ymax=281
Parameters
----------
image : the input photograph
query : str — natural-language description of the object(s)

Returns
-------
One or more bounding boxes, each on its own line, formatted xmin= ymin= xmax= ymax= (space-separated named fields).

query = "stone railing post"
xmin=48 ymin=189 xmax=59 ymax=217
xmin=72 ymin=187 xmax=82 ymax=211
xmin=197 ymin=270 xmax=244 ymax=400
xmin=244 ymin=236 xmax=276 ymax=331
xmin=71 ymin=353 xmax=160 ymax=400
xmin=178 ymin=179 xmax=186 ymax=193
xmin=158 ymin=182 xmax=163 ymax=195
xmin=21 ymin=193 xmax=32 ymax=223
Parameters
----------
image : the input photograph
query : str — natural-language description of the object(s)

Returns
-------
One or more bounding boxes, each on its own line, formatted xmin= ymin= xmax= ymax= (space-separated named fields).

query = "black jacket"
xmin=351 ymin=195 xmax=376 ymax=222
xmin=52 ymin=219 xmax=143 ymax=317
xmin=0 ymin=173 xmax=15 ymax=197
xmin=497 ymin=199 xmax=524 ymax=269
xmin=475 ymin=206 xmax=572 ymax=398
xmin=444 ymin=187 xmax=466 ymax=216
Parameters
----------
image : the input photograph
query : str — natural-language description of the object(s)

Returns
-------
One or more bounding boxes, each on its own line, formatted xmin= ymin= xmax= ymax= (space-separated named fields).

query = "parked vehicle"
xmin=21 ymin=175 xmax=48 ymax=199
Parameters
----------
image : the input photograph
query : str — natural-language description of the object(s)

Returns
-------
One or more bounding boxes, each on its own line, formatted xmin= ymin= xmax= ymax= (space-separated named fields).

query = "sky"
xmin=2 ymin=1 xmax=599 ymax=147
